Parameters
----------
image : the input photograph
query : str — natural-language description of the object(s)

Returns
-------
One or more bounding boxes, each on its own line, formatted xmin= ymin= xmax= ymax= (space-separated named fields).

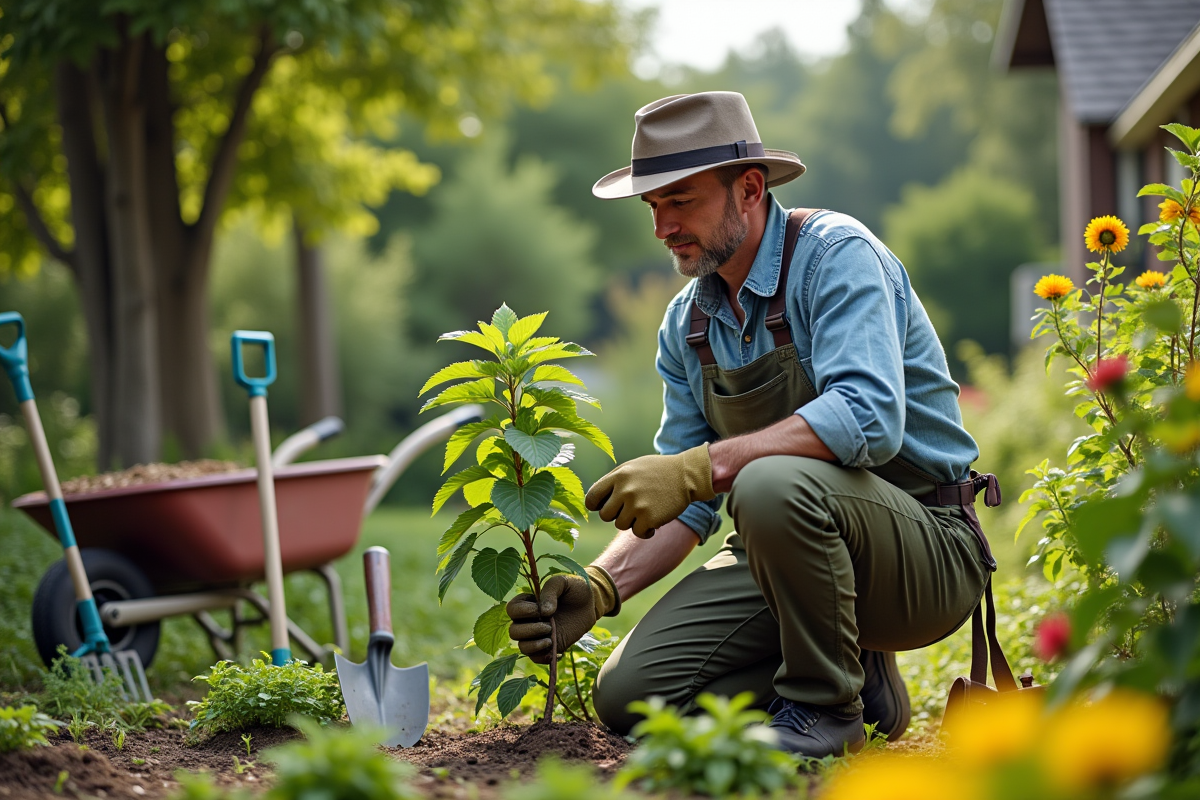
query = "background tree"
xmin=0 ymin=0 xmax=632 ymax=467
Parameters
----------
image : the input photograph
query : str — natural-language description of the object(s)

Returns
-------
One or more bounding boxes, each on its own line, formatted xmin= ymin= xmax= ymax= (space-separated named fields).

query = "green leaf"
xmin=523 ymin=342 xmax=594 ymax=368
xmin=1164 ymin=122 xmax=1200 ymax=151
xmin=491 ymin=472 xmax=557 ymax=530
xmin=526 ymin=365 xmax=585 ymax=387
xmin=433 ymin=465 xmax=495 ymax=515
xmin=538 ymin=516 xmax=580 ymax=546
xmin=1072 ymin=494 xmax=1144 ymax=566
xmin=471 ymin=547 xmax=522 ymax=601
xmin=504 ymin=428 xmax=565 ymax=468
xmin=473 ymin=654 xmax=519 ymax=715
xmin=437 ymin=504 xmax=494 ymax=564
xmin=444 ymin=421 xmax=502 ymax=473
xmin=1137 ymin=183 xmax=1188 ymax=204
xmin=479 ymin=322 xmax=507 ymax=353
xmin=473 ymin=603 xmax=511 ymax=656
xmin=419 ymin=361 xmax=489 ymax=396
xmin=496 ymin=676 xmax=540 ymax=718
xmin=538 ymin=412 xmax=614 ymax=460
xmin=1143 ymin=299 xmax=1184 ymax=333
xmin=541 ymin=553 xmax=589 ymax=584
xmin=463 ymin=477 xmax=497 ymax=507
xmin=525 ymin=387 xmax=577 ymax=414
xmin=491 ymin=304 xmax=519 ymax=338
xmin=548 ymin=442 xmax=576 ymax=467
xmin=438 ymin=532 xmax=479 ymax=602
xmin=549 ymin=467 xmax=588 ymax=518
xmin=439 ymin=329 xmax=502 ymax=355
xmin=508 ymin=312 xmax=549 ymax=347
xmin=420 ymin=378 xmax=496 ymax=413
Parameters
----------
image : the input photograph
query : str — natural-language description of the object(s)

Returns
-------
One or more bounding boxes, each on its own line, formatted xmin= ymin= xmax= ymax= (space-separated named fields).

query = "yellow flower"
xmin=1085 ymin=215 xmax=1130 ymax=254
xmin=1135 ymin=270 xmax=1168 ymax=289
xmin=1186 ymin=361 xmax=1200 ymax=401
xmin=1158 ymin=198 xmax=1200 ymax=225
xmin=1041 ymin=689 xmax=1169 ymax=791
xmin=1034 ymin=274 xmax=1075 ymax=301
xmin=821 ymin=754 xmax=980 ymax=800
xmin=944 ymin=688 xmax=1042 ymax=767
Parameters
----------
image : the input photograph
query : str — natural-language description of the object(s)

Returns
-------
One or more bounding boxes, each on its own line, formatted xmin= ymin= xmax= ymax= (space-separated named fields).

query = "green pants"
xmin=592 ymin=456 xmax=990 ymax=734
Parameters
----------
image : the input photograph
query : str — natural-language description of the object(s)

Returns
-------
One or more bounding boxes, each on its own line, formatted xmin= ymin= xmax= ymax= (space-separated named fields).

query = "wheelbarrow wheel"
xmin=31 ymin=548 xmax=161 ymax=670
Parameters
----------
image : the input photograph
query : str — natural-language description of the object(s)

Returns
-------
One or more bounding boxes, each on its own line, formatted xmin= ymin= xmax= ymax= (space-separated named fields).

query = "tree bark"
xmin=95 ymin=31 xmax=162 ymax=465
xmin=54 ymin=61 xmax=116 ymax=467
xmin=293 ymin=220 xmax=343 ymax=424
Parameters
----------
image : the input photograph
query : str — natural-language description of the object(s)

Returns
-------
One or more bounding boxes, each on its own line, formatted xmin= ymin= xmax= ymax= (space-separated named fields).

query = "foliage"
xmin=504 ymin=758 xmax=637 ymax=800
xmin=188 ymin=655 xmax=344 ymax=735
xmin=264 ymin=717 xmax=421 ymax=800
xmin=0 ymin=704 xmax=59 ymax=753
xmin=39 ymin=649 xmax=171 ymax=731
xmin=1022 ymin=123 xmax=1200 ymax=780
xmin=616 ymin=692 xmax=799 ymax=797
xmin=424 ymin=304 xmax=613 ymax=722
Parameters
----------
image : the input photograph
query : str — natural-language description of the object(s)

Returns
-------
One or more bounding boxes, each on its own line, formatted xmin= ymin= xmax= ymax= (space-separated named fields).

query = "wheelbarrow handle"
xmin=0 ymin=311 xmax=33 ymax=403
xmin=231 ymin=330 xmax=277 ymax=398
xmin=363 ymin=546 xmax=394 ymax=641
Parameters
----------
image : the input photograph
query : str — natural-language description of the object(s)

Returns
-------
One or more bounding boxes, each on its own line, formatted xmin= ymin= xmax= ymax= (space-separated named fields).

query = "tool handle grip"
xmin=364 ymin=546 xmax=393 ymax=637
xmin=231 ymin=330 xmax=277 ymax=398
xmin=0 ymin=312 xmax=33 ymax=403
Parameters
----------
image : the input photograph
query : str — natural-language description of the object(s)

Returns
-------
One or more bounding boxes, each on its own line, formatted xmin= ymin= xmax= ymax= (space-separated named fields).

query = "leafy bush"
xmin=617 ymin=692 xmax=800 ymax=796
xmin=39 ymin=648 xmax=171 ymax=730
xmin=263 ymin=717 xmax=420 ymax=800
xmin=188 ymin=656 xmax=343 ymax=735
xmin=422 ymin=305 xmax=613 ymax=722
xmin=0 ymin=704 xmax=59 ymax=752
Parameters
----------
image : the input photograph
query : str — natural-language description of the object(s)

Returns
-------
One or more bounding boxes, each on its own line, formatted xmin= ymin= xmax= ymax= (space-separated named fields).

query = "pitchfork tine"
xmin=116 ymin=651 xmax=153 ymax=703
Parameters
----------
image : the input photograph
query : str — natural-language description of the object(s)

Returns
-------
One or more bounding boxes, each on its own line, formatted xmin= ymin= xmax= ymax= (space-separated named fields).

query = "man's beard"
xmin=666 ymin=193 xmax=748 ymax=278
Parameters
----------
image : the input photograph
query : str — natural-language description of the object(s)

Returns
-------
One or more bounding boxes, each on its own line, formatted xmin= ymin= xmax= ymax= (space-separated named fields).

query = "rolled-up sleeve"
xmin=796 ymin=237 xmax=907 ymax=468
xmin=653 ymin=304 xmax=724 ymax=543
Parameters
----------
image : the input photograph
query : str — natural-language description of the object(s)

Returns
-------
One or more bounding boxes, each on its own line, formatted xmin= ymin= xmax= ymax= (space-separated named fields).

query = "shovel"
xmin=336 ymin=547 xmax=429 ymax=747
xmin=0 ymin=312 xmax=152 ymax=701
xmin=231 ymin=330 xmax=291 ymax=666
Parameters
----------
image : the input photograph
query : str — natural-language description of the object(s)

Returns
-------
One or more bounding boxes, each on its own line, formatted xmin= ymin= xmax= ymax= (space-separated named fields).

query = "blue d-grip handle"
xmin=0 ymin=312 xmax=33 ymax=403
xmin=231 ymin=330 xmax=277 ymax=398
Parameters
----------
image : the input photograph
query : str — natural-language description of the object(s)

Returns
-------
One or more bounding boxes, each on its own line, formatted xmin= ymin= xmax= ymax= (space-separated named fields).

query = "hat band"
xmin=630 ymin=140 xmax=766 ymax=177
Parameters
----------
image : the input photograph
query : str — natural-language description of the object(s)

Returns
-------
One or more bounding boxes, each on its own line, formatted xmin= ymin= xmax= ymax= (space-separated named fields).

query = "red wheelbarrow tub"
xmin=12 ymin=455 xmax=387 ymax=590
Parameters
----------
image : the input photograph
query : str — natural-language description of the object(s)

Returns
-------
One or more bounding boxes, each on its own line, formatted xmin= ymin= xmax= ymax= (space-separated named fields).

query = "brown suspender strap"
xmin=687 ymin=208 xmax=822 ymax=366
xmin=970 ymin=576 xmax=1019 ymax=692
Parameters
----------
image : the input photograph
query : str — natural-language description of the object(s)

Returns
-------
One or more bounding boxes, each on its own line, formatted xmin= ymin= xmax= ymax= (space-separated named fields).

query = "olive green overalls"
xmin=592 ymin=210 xmax=996 ymax=734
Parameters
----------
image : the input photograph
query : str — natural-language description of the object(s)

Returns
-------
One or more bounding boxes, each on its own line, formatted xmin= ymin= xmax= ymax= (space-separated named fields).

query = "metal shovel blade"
xmin=336 ymin=638 xmax=429 ymax=748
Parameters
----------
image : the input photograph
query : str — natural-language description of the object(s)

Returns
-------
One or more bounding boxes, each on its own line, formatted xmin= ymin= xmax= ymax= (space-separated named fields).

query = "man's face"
xmin=641 ymin=170 xmax=749 ymax=279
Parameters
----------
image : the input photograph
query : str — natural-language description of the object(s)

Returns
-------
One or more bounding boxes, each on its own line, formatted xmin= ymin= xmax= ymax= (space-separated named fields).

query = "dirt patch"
xmin=0 ymin=724 xmax=299 ymax=799
xmin=60 ymin=460 xmax=242 ymax=494
xmin=398 ymin=722 xmax=632 ymax=798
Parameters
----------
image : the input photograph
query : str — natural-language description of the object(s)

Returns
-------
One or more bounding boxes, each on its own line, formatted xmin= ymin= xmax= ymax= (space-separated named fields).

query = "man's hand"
xmin=584 ymin=444 xmax=715 ymax=538
xmin=506 ymin=565 xmax=619 ymax=663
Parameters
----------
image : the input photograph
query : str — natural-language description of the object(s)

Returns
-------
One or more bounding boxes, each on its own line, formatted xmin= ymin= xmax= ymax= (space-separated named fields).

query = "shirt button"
xmin=743 ymin=334 xmax=752 ymax=343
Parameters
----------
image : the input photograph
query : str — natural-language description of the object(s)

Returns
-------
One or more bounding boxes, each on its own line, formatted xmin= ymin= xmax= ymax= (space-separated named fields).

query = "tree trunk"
xmin=293 ymin=220 xmax=343 ymax=424
xmin=95 ymin=33 xmax=162 ymax=466
xmin=54 ymin=61 xmax=117 ymax=468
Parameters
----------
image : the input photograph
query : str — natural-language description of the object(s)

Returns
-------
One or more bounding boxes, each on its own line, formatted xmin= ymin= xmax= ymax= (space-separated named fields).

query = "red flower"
xmin=1034 ymin=613 xmax=1072 ymax=662
xmin=1085 ymin=355 xmax=1130 ymax=393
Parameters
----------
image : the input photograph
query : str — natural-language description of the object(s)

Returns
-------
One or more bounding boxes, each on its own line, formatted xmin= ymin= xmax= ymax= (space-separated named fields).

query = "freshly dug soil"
xmin=399 ymin=722 xmax=632 ymax=797
xmin=0 ymin=723 xmax=298 ymax=799
xmin=59 ymin=461 xmax=242 ymax=495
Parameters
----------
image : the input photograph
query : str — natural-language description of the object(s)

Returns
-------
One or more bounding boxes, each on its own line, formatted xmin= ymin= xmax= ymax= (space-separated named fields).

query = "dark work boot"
xmin=766 ymin=698 xmax=865 ymax=758
xmin=860 ymin=649 xmax=910 ymax=741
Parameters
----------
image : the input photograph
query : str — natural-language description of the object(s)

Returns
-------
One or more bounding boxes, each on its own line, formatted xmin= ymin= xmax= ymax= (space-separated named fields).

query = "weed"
xmin=110 ymin=725 xmax=126 ymax=751
xmin=231 ymin=755 xmax=255 ymax=775
xmin=0 ymin=704 xmax=59 ymax=752
xmin=241 ymin=732 xmax=252 ymax=757
xmin=617 ymin=692 xmax=800 ymax=797
xmin=188 ymin=655 xmax=343 ymax=735
xmin=132 ymin=757 xmax=146 ymax=766
xmin=39 ymin=647 xmax=172 ymax=730
xmin=65 ymin=712 xmax=93 ymax=743
xmin=150 ymin=745 xmax=160 ymax=754
xmin=53 ymin=770 xmax=68 ymax=794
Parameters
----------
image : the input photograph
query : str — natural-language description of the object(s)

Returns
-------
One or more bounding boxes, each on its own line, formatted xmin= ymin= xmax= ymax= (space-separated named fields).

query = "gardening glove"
xmin=506 ymin=564 xmax=620 ymax=664
xmin=584 ymin=444 xmax=715 ymax=538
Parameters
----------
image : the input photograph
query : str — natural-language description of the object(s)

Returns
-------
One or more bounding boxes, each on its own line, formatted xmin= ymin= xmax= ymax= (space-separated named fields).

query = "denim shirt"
xmin=655 ymin=196 xmax=980 ymax=544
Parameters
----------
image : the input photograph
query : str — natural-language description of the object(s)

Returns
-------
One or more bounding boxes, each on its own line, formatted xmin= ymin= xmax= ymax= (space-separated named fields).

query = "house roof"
xmin=997 ymin=0 xmax=1200 ymax=124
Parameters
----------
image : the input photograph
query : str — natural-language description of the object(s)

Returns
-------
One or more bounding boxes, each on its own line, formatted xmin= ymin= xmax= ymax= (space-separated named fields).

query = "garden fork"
xmin=0 ymin=312 xmax=153 ymax=701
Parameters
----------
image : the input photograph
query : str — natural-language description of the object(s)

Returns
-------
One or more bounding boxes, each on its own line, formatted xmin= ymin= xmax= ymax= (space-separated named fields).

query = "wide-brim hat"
xmin=592 ymin=91 xmax=805 ymax=200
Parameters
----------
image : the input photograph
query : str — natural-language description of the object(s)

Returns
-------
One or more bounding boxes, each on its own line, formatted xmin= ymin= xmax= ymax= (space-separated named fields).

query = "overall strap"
xmin=687 ymin=208 xmax=822 ymax=366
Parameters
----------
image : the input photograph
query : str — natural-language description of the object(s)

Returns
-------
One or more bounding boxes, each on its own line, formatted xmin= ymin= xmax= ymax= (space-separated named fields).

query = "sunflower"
xmin=1135 ymin=270 xmax=1168 ymax=289
xmin=1158 ymin=199 xmax=1200 ymax=225
xmin=1084 ymin=215 xmax=1130 ymax=254
xmin=1034 ymin=274 xmax=1075 ymax=301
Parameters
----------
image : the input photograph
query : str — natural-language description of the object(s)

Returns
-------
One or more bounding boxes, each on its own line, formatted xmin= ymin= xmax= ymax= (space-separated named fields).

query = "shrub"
xmin=188 ymin=656 xmax=343 ymax=735
xmin=617 ymin=692 xmax=800 ymax=796
xmin=0 ymin=704 xmax=59 ymax=753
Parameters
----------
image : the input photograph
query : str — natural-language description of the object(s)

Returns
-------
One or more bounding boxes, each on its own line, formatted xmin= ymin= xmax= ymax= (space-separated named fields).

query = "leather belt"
xmin=914 ymin=470 xmax=1001 ymax=572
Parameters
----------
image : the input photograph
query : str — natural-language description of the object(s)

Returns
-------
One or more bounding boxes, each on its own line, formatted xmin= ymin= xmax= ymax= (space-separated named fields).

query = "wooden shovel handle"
xmin=364 ymin=546 xmax=393 ymax=637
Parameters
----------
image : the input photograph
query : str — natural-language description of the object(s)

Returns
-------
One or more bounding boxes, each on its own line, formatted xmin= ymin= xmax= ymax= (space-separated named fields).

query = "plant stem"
xmin=539 ymin=619 xmax=558 ymax=726
xmin=568 ymin=648 xmax=593 ymax=723
xmin=1095 ymin=252 xmax=1108 ymax=364
xmin=554 ymin=687 xmax=587 ymax=723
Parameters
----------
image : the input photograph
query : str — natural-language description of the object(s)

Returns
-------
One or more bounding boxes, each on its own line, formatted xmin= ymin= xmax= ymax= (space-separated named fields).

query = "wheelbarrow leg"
xmin=314 ymin=562 xmax=349 ymax=655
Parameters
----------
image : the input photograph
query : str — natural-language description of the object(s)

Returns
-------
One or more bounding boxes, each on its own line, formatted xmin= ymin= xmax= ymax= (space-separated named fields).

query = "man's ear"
xmin=737 ymin=167 xmax=767 ymax=213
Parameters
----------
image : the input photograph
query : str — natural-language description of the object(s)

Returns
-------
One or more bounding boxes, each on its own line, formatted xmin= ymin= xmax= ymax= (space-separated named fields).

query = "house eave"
xmin=1111 ymin=22 xmax=1200 ymax=150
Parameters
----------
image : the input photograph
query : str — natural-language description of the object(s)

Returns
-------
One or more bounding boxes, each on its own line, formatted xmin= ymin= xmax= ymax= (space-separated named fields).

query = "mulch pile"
xmin=59 ymin=460 xmax=243 ymax=494
xmin=399 ymin=722 xmax=633 ymax=797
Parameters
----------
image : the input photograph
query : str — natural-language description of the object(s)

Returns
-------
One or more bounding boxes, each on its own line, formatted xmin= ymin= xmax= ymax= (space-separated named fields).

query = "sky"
xmin=623 ymin=0 xmax=866 ymax=73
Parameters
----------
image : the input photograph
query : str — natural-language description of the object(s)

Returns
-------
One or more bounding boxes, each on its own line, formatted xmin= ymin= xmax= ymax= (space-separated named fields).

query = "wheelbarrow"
xmin=13 ymin=406 xmax=483 ymax=669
